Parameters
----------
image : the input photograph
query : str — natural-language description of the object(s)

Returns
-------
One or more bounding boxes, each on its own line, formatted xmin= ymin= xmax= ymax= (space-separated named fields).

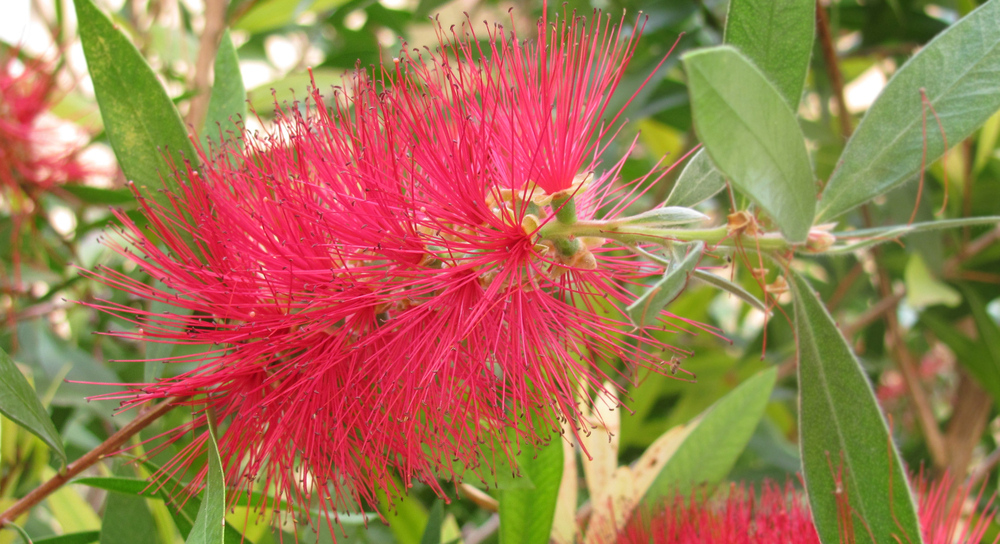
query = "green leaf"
xmin=974 ymin=108 xmax=1000 ymax=175
xmin=616 ymin=207 xmax=709 ymax=227
xmin=34 ymin=531 xmax=101 ymax=544
xmin=202 ymin=29 xmax=247 ymax=147
xmin=790 ymin=271 xmax=923 ymax=544
xmin=186 ymin=428 xmax=226 ymax=544
xmin=0 ymin=346 xmax=66 ymax=464
xmin=60 ymin=186 xmax=135 ymax=205
xmin=376 ymin=478 xmax=429 ymax=544
xmin=74 ymin=477 xmax=150 ymax=496
xmin=663 ymin=149 xmax=726 ymax=209
xmin=683 ymin=46 xmax=815 ymax=242
xmin=74 ymin=0 xmax=198 ymax=203
xmin=498 ymin=439 xmax=564 ymax=544
xmin=640 ymin=367 xmax=776 ymax=506
xmin=824 ymin=216 xmax=1000 ymax=254
xmin=724 ymin=0 xmax=815 ymax=108
xmin=691 ymin=269 xmax=768 ymax=313
xmin=627 ymin=242 xmax=704 ymax=326
xmin=419 ymin=501 xmax=444 ymax=544
xmin=99 ymin=492 xmax=159 ymax=544
xmin=921 ymin=310 xmax=1000 ymax=406
xmin=818 ymin=0 xmax=1000 ymax=221
xmin=964 ymin=285 xmax=1000 ymax=382
xmin=904 ymin=253 xmax=961 ymax=309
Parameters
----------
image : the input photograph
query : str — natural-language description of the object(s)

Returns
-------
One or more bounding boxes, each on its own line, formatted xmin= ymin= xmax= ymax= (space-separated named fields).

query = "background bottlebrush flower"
xmin=0 ymin=46 xmax=89 ymax=191
xmin=83 ymin=5 xmax=706 ymax=528
xmin=616 ymin=476 xmax=996 ymax=544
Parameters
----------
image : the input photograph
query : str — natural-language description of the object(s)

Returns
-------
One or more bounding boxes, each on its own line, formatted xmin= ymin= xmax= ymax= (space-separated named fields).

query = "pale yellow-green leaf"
xmin=551 ymin=434 xmax=577 ymax=544
xmin=905 ymin=254 xmax=961 ymax=309
xmin=974 ymin=107 xmax=1000 ymax=176
xmin=43 ymin=468 xmax=102 ymax=533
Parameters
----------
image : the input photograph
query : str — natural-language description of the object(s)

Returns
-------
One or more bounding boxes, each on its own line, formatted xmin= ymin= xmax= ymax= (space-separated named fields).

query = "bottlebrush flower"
xmin=616 ymin=476 xmax=996 ymax=544
xmin=83 ymin=5 xmax=705 ymax=529
xmin=0 ymin=47 xmax=89 ymax=191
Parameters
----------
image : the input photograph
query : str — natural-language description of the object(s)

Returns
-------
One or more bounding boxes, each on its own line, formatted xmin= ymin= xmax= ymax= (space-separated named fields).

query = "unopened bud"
xmin=805 ymin=228 xmax=836 ymax=253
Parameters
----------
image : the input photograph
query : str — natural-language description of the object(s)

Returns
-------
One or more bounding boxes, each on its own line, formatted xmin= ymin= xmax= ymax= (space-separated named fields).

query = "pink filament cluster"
xmin=0 ymin=47 xmax=88 ymax=191
xmin=86 ymin=7 xmax=701 ymax=526
xmin=617 ymin=477 xmax=996 ymax=544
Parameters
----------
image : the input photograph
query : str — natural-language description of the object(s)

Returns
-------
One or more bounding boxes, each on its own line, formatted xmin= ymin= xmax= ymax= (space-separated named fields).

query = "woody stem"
xmin=0 ymin=397 xmax=183 ymax=528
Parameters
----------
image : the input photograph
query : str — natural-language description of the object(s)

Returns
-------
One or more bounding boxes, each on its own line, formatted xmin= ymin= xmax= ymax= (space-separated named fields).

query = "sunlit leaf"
xmin=724 ymin=0 xmax=815 ymax=108
xmin=683 ymin=46 xmax=816 ymax=242
xmin=499 ymin=439 xmax=564 ymax=544
xmin=74 ymin=0 xmax=199 ymax=207
xmin=790 ymin=271 xmax=923 ymax=544
xmin=818 ymin=0 xmax=1000 ymax=221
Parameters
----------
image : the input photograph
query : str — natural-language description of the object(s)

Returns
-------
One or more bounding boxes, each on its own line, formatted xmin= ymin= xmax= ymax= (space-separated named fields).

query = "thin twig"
xmin=185 ymin=0 xmax=228 ymax=131
xmin=815 ymin=0 xmax=853 ymax=139
xmin=458 ymin=483 xmax=498 ymax=512
xmin=0 ymin=398 xmax=182 ymax=528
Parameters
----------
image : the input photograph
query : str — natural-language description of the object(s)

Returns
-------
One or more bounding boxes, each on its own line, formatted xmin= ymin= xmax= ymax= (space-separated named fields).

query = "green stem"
xmin=551 ymin=195 xmax=578 ymax=224
xmin=538 ymin=220 xmax=792 ymax=251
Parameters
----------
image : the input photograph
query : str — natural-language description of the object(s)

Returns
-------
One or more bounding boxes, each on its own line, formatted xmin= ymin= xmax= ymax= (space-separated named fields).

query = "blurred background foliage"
xmin=2 ymin=0 xmax=1000 ymax=542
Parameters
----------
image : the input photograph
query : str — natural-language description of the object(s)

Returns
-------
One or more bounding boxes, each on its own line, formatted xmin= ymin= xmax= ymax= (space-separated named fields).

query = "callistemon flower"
xmin=85 ymin=5 xmax=704 ymax=528
xmin=616 ymin=476 xmax=996 ymax=543
xmin=0 ymin=47 xmax=88 ymax=191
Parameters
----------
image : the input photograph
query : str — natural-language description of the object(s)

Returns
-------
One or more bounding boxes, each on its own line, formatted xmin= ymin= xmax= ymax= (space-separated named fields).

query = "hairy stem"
xmin=0 ymin=397 xmax=183 ymax=528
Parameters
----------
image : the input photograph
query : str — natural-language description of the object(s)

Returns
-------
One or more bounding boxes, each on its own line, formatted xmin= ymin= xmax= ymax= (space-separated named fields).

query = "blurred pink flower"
xmin=85 ymin=5 xmax=704 ymax=527
xmin=0 ymin=47 xmax=88 ymax=191
xmin=617 ymin=476 xmax=996 ymax=544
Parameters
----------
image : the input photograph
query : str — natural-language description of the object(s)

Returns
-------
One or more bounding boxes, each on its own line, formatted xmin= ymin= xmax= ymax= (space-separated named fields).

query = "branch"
xmin=0 ymin=398 xmax=182 ymax=528
xmin=815 ymin=0 xmax=852 ymax=139
xmin=185 ymin=0 xmax=228 ymax=131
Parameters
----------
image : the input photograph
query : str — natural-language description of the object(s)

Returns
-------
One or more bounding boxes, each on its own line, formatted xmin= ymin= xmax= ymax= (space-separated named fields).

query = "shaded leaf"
xmin=683 ymin=46 xmax=815 ymax=242
xmin=34 ymin=532 xmax=101 ymax=544
xmin=0 ymin=346 xmax=66 ymax=464
xmin=724 ymin=0 xmax=815 ymax=108
xmin=825 ymin=216 xmax=1000 ymax=254
xmin=627 ymin=242 xmax=704 ymax=326
xmin=419 ymin=501 xmax=444 ymax=544
xmin=498 ymin=438 xmax=564 ymax=544
xmin=99 ymin=492 xmax=159 ymax=544
xmin=790 ymin=271 xmax=923 ymax=544
xmin=818 ymin=0 xmax=1000 ymax=221
xmin=921 ymin=310 xmax=1000 ymax=406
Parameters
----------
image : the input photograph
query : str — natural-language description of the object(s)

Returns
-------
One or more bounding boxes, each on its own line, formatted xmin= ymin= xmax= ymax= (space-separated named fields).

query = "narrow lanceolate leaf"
xmin=203 ymin=29 xmax=247 ymax=147
xmin=817 ymin=0 xmax=1000 ymax=222
xmin=824 ymin=216 xmax=1000 ymax=254
xmin=724 ymin=0 xmax=815 ymax=108
xmin=663 ymin=149 xmax=726 ymax=208
xmin=627 ymin=242 xmax=704 ymax=326
xmin=639 ymin=367 xmax=776 ymax=506
xmin=186 ymin=428 xmax=226 ymax=544
xmin=683 ymin=46 xmax=816 ymax=242
xmin=35 ymin=531 xmax=101 ymax=544
xmin=790 ymin=271 xmax=923 ymax=544
xmin=74 ymin=0 xmax=198 ymax=202
xmin=616 ymin=206 xmax=708 ymax=227
xmin=499 ymin=439 xmax=564 ymax=544
xmin=0 ymin=346 xmax=66 ymax=464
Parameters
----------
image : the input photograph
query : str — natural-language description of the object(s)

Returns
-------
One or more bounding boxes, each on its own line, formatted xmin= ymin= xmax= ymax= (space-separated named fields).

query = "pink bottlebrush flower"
xmin=616 ymin=476 xmax=996 ymax=544
xmin=0 ymin=47 xmax=89 ymax=191
xmin=83 ymin=5 xmax=707 ymax=530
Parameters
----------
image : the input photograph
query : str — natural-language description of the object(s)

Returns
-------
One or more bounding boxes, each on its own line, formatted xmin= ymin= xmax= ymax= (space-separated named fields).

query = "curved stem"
xmin=0 ymin=397 xmax=183 ymax=528
xmin=539 ymin=220 xmax=792 ymax=251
